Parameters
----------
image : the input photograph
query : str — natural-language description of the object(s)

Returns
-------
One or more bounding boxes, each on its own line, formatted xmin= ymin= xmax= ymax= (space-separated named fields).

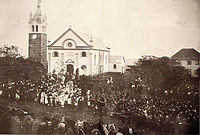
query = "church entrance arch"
xmin=65 ymin=59 xmax=74 ymax=74
xmin=67 ymin=64 xmax=74 ymax=74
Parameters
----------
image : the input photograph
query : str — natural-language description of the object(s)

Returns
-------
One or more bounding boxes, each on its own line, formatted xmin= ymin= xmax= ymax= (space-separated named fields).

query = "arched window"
xmin=81 ymin=65 xmax=87 ymax=75
xmin=94 ymin=54 xmax=96 ymax=65
xmin=81 ymin=52 xmax=87 ymax=57
xmin=32 ymin=25 xmax=34 ymax=32
xmin=113 ymin=64 xmax=117 ymax=69
xmin=53 ymin=51 xmax=59 ymax=57
xmin=81 ymin=65 xmax=87 ymax=70
xmin=36 ymin=25 xmax=38 ymax=32
xmin=42 ymin=26 xmax=46 ymax=33
xmin=99 ymin=55 xmax=102 ymax=64
xmin=105 ymin=55 xmax=107 ymax=65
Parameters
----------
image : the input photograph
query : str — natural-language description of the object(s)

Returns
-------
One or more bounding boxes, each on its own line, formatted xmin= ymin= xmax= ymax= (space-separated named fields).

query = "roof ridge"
xmin=171 ymin=48 xmax=200 ymax=59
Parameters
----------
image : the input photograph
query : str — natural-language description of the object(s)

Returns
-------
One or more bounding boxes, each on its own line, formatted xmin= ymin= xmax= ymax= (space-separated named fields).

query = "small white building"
xmin=125 ymin=58 xmax=138 ymax=72
xmin=109 ymin=55 xmax=126 ymax=73
xmin=171 ymin=48 xmax=200 ymax=77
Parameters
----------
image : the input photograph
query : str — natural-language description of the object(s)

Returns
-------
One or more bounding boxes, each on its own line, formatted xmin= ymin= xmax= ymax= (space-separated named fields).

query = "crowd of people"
xmin=0 ymin=106 xmax=137 ymax=135
xmin=0 ymin=69 xmax=198 ymax=134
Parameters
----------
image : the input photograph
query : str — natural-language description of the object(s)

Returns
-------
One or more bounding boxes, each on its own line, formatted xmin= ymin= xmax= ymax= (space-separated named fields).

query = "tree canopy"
xmin=0 ymin=46 xmax=47 ymax=100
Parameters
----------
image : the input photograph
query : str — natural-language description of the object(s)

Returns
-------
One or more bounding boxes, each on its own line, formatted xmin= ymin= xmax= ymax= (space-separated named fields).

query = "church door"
xmin=67 ymin=64 xmax=74 ymax=74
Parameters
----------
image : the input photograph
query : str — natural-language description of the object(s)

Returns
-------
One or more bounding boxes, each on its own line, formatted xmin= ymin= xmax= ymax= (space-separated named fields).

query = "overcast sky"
xmin=0 ymin=0 xmax=200 ymax=58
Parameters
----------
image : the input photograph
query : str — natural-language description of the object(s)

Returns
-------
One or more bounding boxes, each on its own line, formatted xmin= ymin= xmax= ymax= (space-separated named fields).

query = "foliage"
xmin=0 ymin=45 xmax=21 ymax=58
xmin=0 ymin=50 xmax=198 ymax=134
xmin=82 ymin=56 xmax=199 ymax=134
xmin=0 ymin=46 xmax=47 ymax=100
xmin=0 ymin=56 xmax=47 ymax=100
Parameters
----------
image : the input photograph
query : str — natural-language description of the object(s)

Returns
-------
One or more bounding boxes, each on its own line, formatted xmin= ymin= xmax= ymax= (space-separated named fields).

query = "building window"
xmin=105 ymin=55 xmax=107 ymax=65
xmin=42 ymin=26 xmax=44 ymax=32
xmin=53 ymin=51 xmax=59 ymax=57
xmin=36 ymin=25 xmax=38 ymax=32
xmin=113 ymin=64 xmax=117 ymax=69
xmin=194 ymin=70 xmax=197 ymax=75
xmin=99 ymin=54 xmax=102 ymax=65
xmin=81 ymin=52 xmax=87 ymax=57
xmin=42 ymin=26 xmax=46 ymax=33
xmin=94 ymin=54 xmax=96 ymax=65
xmin=176 ymin=60 xmax=181 ymax=64
xmin=187 ymin=61 xmax=192 ymax=65
xmin=32 ymin=25 xmax=34 ymax=32
xmin=195 ymin=60 xmax=199 ymax=65
xmin=81 ymin=65 xmax=87 ymax=70
xmin=68 ymin=42 xmax=72 ymax=47
xmin=81 ymin=65 xmax=87 ymax=75
xmin=188 ymin=69 xmax=192 ymax=75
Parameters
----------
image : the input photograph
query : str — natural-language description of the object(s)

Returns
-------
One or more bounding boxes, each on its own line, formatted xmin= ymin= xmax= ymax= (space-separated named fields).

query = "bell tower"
xmin=28 ymin=0 xmax=47 ymax=66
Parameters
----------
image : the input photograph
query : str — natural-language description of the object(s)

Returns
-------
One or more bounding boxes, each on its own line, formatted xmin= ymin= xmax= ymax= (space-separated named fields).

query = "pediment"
xmin=65 ymin=59 xmax=74 ymax=63
xmin=49 ymin=28 xmax=91 ymax=49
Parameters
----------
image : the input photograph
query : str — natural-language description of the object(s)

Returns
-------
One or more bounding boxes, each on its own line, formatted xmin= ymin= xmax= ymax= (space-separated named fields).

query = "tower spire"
xmin=37 ymin=0 xmax=41 ymax=7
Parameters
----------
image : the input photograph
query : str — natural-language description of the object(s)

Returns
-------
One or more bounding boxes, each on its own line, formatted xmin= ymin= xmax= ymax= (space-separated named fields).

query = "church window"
xmin=188 ymin=69 xmax=191 ymax=74
xmin=81 ymin=65 xmax=87 ymax=70
xmin=32 ymin=25 xmax=34 ymax=32
xmin=36 ymin=25 xmax=38 ymax=32
xmin=194 ymin=70 xmax=197 ymax=75
xmin=99 ymin=55 xmax=102 ymax=64
xmin=81 ymin=52 xmax=87 ymax=57
xmin=195 ymin=60 xmax=199 ymax=65
xmin=68 ymin=42 xmax=72 ymax=47
xmin=53 ymin=51 xmax=59 ymax=57
xmin=94 ymin=54 xmax=96 ymax=65
xmin=42 ymin=26 xmax=46 ymax=33
xmin=113 ymin=64 xmax=117 ymax=69
xmin=105 ymin=55 xmax=107 ymax=65
xmin=187 ymin=60 xmax=192 ymax=65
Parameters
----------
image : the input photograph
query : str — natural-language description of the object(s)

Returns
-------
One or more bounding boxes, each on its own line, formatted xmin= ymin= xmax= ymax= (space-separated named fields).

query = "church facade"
xmin=28 ymin=1 xmax=110 ymax=75
xmin=47 ymin=28 xmax=110 ymax=75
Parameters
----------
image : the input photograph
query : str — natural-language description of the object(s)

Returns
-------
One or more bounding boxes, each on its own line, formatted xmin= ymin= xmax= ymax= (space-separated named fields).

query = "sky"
xmin=0 ymin=0 xmax=200 ymax=58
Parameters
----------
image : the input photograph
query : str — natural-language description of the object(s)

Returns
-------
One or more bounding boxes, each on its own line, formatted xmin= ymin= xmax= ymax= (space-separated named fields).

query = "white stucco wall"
xmin=48 ymin=49 xmax=110 ymax=75
xmin=109 ymin=63 xmax=126 ymax=73
xmin=176 ymin=60 xmax=200 ymax=77
xmin=178 ymin=60 xmax=200 ymax=77
xmin=47 ymin=28 xmax=110 ymax=75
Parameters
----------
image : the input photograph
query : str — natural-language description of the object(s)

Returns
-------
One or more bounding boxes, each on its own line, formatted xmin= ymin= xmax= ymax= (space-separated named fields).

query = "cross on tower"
xmin=37 ymin=0 xmax=41 ymax=7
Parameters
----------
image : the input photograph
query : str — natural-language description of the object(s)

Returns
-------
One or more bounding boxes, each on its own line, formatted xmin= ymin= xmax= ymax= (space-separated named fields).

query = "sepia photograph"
xmin=0 ymin=0 xmax=199 ymax=134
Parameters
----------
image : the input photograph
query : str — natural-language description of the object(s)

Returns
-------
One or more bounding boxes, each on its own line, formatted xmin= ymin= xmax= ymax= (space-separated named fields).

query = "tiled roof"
xmin=110 ymin=55 xmax=125 ymax=63
xmin=80 ymin=33 xmax=108 ymax=50
xmin=171 ymin=48 xmax=200 ymax=60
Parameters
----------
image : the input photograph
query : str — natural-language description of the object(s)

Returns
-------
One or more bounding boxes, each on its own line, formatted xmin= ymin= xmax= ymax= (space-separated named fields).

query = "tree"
xmin=87 ymin=56 xmax=198 ymax=134
xmin=0 ymin=45 xmax=21 ymax=58
xmin=131 ymin=56 xmax=199 ymax=134
xmin=0 ymin=46 xmax=46 ymax=100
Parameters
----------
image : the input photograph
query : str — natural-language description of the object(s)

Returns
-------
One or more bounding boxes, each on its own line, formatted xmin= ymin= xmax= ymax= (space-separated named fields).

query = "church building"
xmin=28 ymin=0 xmax=110 ymax=75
